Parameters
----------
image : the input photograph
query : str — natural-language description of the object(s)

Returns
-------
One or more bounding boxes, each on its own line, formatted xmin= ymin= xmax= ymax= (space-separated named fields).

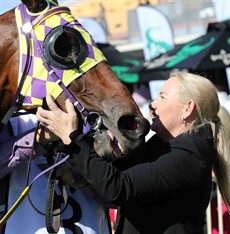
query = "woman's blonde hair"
xmin=171 ymin=71 xmax=230 ymax=213
xmin=218 ymin=106 xmax=230 ymax=142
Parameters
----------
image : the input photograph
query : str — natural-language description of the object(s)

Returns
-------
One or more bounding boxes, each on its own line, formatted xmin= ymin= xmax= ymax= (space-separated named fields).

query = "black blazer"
xmin=70 ymin=124 xmax=216 ymax=234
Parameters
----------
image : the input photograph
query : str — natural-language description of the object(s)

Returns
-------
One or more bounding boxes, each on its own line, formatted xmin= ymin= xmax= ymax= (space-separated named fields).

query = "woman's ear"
xmin=183 ymin=99 xmax=196 ymax=120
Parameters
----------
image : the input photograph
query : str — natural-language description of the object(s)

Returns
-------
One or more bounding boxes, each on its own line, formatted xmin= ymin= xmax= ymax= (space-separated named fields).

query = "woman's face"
xmin=149 ymin=76 xmax=187 ymax=140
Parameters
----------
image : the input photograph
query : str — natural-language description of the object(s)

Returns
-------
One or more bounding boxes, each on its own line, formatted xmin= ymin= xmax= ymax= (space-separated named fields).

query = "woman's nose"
xmin=149 ymin=103 xmax=153 ymax=111
xmin=149 ymin=101 xmax=155 ymax=111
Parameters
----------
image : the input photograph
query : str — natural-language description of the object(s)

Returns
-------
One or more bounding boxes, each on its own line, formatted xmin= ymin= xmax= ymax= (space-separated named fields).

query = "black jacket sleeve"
xmin=62 ymin=131 xmax=210 ymax=207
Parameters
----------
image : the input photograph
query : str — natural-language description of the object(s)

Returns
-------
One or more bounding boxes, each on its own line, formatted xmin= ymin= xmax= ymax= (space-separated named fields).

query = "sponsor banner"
xmin=136 ymin=5 xmax=174 ymax=61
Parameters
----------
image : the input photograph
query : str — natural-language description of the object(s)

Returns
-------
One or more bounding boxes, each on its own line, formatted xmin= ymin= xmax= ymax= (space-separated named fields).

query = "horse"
xmin=0 ymin=0 xmax=150 ymax=158
xmin=0 ymin=0 xmax=150 ymax=233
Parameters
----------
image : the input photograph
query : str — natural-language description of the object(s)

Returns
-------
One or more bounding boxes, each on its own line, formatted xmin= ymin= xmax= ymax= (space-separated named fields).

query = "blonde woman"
xmin=37 ymin=72 xmax=230 ymax=234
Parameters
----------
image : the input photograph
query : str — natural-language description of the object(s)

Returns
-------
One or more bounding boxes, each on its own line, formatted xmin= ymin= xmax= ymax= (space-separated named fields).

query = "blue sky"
xmin=0 ymin=0 xmax=79 ymax=14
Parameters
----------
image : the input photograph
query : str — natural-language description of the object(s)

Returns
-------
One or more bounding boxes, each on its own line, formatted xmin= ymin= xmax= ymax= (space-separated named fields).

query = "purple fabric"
xmin=0 ymin=128 xmax=46 ymax=179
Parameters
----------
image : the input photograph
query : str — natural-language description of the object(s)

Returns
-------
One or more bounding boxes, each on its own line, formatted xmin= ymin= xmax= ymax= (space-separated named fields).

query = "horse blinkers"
xmin=43 ymin=25 xmax=88 ymax=70
xmin=43 ymin=25 xmax=103 ymax=133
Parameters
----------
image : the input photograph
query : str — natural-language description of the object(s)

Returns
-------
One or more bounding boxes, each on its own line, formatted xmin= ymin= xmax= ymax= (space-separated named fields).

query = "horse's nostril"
xmin=118 ymin=116 xmax=150 ymax=139
xmin=119 ymin=116 xmax=140 ymax=131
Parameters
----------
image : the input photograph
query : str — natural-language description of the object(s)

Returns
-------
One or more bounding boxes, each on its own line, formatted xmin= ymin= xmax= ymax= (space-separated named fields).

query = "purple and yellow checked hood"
xmin=15 ymin=1 xmax=106 ymax=106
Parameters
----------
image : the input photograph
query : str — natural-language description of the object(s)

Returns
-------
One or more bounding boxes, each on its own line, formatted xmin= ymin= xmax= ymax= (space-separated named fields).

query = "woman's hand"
xmin=36 ymin=93 xmax=78 ymax=144
xmin=36 ymin=125 xmax=59 ymax=146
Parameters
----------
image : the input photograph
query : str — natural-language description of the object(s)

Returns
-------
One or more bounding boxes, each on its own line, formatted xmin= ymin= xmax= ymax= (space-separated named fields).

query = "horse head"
xmin=0 ymin=0 xmax=150 ymax=161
